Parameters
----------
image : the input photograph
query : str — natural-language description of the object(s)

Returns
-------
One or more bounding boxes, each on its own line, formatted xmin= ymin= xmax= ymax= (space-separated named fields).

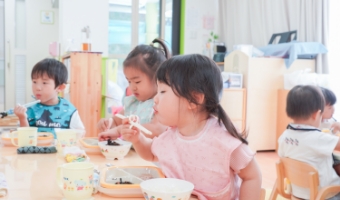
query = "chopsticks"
xmin=115 ymin=114 xmax=152 ymax=135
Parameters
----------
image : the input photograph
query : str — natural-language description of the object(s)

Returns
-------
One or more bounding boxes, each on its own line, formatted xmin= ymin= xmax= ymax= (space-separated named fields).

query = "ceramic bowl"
xmin=140 ymin=178 xmax=194 ymax=200
xmin=98 ymin=140 xmax=132 ymax=160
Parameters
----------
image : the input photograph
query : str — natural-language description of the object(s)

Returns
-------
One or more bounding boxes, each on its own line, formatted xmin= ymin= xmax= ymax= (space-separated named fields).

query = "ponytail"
xmin=216 ymin=104 xmax=248 ymax=144
xmin=151 ymin=38 xmax=171 ymax=59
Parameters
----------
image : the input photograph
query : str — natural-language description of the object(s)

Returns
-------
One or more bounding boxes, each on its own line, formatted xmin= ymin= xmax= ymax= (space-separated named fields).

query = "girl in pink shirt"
xmin=120 ymin=54 xmax=262 ymax=200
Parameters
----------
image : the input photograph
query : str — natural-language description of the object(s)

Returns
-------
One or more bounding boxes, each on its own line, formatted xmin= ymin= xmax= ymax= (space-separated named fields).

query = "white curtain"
xmin=218 ymin=0 xmax=329 ymax=73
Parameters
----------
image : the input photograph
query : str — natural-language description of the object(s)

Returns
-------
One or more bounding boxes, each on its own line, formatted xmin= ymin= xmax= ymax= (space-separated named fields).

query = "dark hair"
xmin=286 ymin=85 xmax=325 ymax=120
xmin=123 ymin=38 xmax=171 ymax=81
xmin=157 ymin=54 xmax=248 ymax=144
xmin=320 ymin=87 xmax=337 ymax=106
xmin=31 ymin=58 xmax=68 ymax=88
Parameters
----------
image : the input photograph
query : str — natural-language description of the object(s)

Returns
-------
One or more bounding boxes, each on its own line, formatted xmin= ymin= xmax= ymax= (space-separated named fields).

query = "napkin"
xmin=17 ymin=146 xmax=57 ymax=154
xmin=0 ymin=172 xmax=7 ymax=197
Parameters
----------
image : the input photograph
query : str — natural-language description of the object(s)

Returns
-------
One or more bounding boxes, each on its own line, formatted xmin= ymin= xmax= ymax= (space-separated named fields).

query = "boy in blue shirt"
xmin=14 ymin=58 xmax=84 ymax=138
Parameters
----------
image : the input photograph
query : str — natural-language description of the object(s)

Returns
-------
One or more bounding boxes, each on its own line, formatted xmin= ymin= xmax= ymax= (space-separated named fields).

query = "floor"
xmin=255 ymin=151 xmax=286 ymax=200
xmin=255 ymin=151 xmax=279 ymax=189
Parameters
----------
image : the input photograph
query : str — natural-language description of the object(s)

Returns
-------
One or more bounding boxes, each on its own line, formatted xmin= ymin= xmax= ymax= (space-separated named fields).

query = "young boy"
xmin=278 ymin=85 xmax=340 ymax=200
xmin=14 ymin=58 xmax=84 ymax=138
xmin=320 ymin=87 xmax=340 ymax=133
xmin=320 ymin=87 xmax=340 ymax=176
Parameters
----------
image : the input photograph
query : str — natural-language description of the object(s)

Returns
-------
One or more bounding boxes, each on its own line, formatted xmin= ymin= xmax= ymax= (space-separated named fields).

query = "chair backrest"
xmin=268 ymin=30 xmax=297 ymax=44
xmin=276 ymin=157 xmax=319 ymax=199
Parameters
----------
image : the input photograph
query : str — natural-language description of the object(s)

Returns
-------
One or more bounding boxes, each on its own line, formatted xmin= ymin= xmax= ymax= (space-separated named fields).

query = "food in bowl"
xmin=98 ymin=140 xmax=132 ymax=160
xmin=107 ymin=139 xmax=120 ymax=146
xmin=140 ymin=178 xmax=194 ymax=200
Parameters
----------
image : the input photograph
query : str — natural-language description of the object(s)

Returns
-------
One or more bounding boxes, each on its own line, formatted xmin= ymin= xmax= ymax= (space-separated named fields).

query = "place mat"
xmin=17 ymin=146 xmax=57 ymax=154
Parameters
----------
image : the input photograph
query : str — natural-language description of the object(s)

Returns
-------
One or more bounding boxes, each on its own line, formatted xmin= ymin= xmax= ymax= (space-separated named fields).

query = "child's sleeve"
xmin=69 ymin=110 xmax=85 ymax=130
xmin=26 ymin=107 xmax=36 ymax=126
xmin=311 ymin=133 xmax=339 ymax=157
xmin=230 ymin=143 xmax=256 ymax=173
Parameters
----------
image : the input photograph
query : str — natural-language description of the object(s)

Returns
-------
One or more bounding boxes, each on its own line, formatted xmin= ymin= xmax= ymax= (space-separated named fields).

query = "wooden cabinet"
xmin=276 ymin=89 xmax=292 ymax=150
xmin=220 ymin=88 xmax=246 ymax=131
xmin=62 ymin=52 xmax=102 ymax=137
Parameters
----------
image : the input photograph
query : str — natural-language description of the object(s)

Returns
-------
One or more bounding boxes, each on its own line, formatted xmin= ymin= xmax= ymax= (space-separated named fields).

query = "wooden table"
xmin=0 ymin=145 xmax=160 ymax=200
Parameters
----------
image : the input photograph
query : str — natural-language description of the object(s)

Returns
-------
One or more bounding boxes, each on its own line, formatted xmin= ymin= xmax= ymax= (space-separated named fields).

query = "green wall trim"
xmin=180 ymin=0 xmax=186 ymax=55
xmin=101 ymin=57 xmax=108 ymax=118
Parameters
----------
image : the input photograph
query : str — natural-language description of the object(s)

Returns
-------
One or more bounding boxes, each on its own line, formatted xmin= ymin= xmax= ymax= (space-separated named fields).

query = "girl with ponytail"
xmin=120 ymin=54 xmax=262 ymax=200
xmin=98 ymin=38 xmax=170 ymax=140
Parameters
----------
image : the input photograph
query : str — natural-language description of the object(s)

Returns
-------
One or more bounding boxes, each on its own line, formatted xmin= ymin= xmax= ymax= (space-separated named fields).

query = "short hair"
xmin=320 ymin=87 xmax=337 ymax=106
xmin=31 ymin=58 xmax=68 ymax=88
xmin=286 ymin=85 xmax=325 ymax=120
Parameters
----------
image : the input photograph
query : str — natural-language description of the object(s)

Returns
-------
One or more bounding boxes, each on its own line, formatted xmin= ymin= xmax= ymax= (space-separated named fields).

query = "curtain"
xmin=218 ymin=0 xmax=329 ymax=73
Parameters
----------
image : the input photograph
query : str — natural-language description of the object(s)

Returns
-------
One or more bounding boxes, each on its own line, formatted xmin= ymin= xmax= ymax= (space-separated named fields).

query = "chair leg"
xmin=269 ymin=181 xmax=278 ymax=200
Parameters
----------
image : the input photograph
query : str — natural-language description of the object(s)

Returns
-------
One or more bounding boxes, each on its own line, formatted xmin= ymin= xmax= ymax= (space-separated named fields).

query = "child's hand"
xmin=14 ymin=105 xmax=27 ymax=119
xmin=98 ymin=126 xmax=120 ymax=141
xmin=120 ymin=118 xmax=141 ymax=144
xmin=97 ymin=118 xmax=113 ymax=132
xmin=332 ymin=122 xmax=340 ymax=134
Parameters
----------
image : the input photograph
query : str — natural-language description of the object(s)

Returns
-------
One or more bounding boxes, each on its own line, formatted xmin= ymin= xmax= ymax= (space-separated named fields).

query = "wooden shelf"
xmin=62 ymin=52 xmax=102 ymax=137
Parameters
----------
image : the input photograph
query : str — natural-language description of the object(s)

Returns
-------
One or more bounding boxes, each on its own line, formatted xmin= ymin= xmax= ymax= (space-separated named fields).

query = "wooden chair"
xmin=261 ymin=188 xmax=266 ymax=200
xmin=269 ymin=157 xmax=340 ymax=200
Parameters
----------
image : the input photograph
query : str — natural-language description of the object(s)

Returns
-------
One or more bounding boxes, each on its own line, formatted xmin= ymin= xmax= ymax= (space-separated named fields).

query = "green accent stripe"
xmin=180 ymin=0 xmax=186 ymax=55
xmin=101 ymin=57 xmax=108 ymax=118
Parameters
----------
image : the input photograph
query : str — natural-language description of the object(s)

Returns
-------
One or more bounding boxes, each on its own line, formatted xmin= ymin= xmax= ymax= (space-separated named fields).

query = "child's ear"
xmin=56 ymin=84 xmax=66 ymax=92
xmin=311 ymin=109 xmax=322 ymax=120
xmin=188 ymin=92 xmax=205 ymax=110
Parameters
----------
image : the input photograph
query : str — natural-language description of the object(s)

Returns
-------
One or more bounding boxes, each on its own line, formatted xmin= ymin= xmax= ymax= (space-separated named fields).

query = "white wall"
xmin=59 ymin=0 xmax=108 ymax=56
xmin=328 ymin=0 xmax=340 ymax=120
xmin=183 ymin=0 xmax=219 ymax=55
xmin=25 ymin=0 xmax=59 ymax=102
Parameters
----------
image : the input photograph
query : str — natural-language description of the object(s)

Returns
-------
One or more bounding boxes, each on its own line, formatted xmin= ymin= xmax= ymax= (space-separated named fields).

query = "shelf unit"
xmin=62 ymin=52 xmax=102 ymax=137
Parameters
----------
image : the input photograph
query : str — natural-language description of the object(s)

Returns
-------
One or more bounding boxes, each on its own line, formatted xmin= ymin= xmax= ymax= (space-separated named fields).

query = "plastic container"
xmin=79 ymin=137 xmax=100 ymax=154
xmin=1 ymin=131 xmax=54 ymax=147
xmin=98 ymin=166 xmax=165 ymax=198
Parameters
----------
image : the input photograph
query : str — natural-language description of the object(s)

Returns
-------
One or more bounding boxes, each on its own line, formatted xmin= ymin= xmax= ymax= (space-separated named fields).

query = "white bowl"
xmin=140 ymin=178 xmax=194 ymax=200
xmin=98 ymin=140 xmax=132 ymax=160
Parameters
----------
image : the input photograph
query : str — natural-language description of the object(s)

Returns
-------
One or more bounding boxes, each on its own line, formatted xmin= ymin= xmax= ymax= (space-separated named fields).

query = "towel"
xmin=17 ymin=146 xmax=57 ymax=154
xmin=0 ymin=172 xmax=7 ymax=197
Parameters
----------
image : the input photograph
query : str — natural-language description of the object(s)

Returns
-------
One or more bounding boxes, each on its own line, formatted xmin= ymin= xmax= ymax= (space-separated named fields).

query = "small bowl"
xmin=98 ymin=140 xmax=132 ymax=160
xmin=140 ymin=178 xmax=194 ymax=200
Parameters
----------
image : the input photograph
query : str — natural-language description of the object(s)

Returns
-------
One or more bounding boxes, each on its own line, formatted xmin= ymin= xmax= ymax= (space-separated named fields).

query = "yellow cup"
xmin=57 ymin=162 xmax=95 ymax=200
xmin=10 ymin=127 xmax=38 ymax=147
xmin=55 ymin=129 xmax=78 ymax=150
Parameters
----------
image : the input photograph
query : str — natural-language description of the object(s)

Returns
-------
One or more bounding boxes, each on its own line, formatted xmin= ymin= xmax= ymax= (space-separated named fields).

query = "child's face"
xmin=153 ymin=81 xmax=188 ymax=127
xmin=322 ymin=104 xmax=335 ymax=120
xmin=124 ymin=67 xmax=157 ymax=101
xmin=32 ymin=73 xmax=61 ymax=105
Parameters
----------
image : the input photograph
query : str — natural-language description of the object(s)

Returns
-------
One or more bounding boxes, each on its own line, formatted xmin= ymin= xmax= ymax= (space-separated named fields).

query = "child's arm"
xmin=97 ymin=109 xmax=124 ymax=132
xmin=238 ymin=158 xmax=262 ymax=200
xmin=331 ymin=122 xmax=340 ymax=134
xmin=13 ymin=105 xmax=29 ymax=127
xmin=141 ymin=116 xmax=167 ymax=138
xmin=98 ymin=126 xmax=121 ymax=141
xmin=120 ymin=119 xmax=156 ymax=161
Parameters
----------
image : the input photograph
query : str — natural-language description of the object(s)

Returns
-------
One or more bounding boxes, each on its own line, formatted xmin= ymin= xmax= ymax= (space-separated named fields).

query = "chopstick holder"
xmin=17 ymin=146 xmax=57 ymax=154
xmin=0 ymin=172 xmax=7 ymax=197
